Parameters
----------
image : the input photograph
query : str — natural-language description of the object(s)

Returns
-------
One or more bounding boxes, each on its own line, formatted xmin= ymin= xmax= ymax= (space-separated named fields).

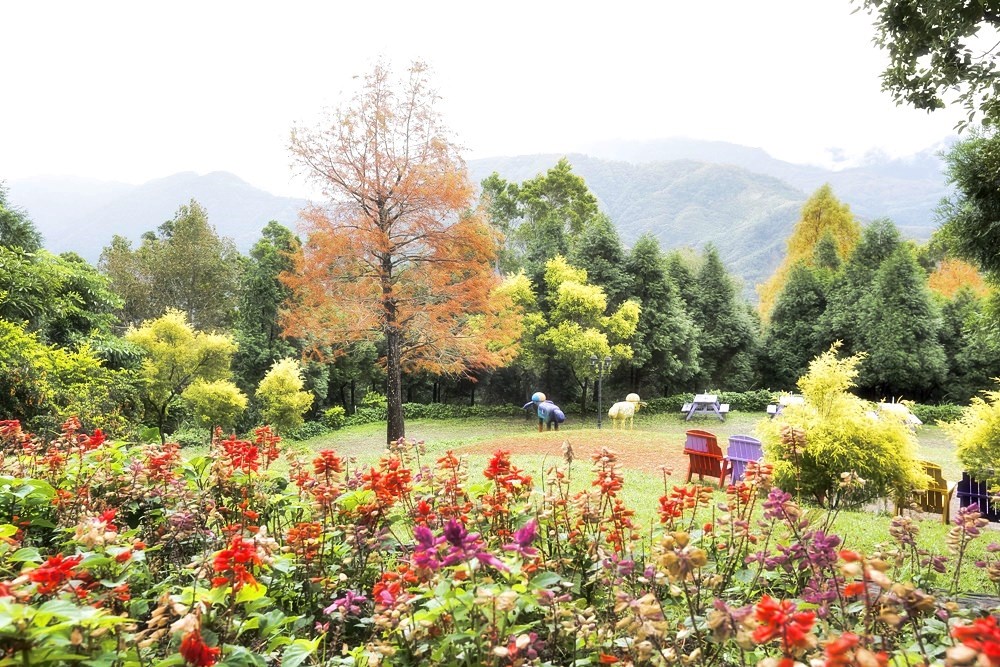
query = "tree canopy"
xmin=856 ymin=0 xmax=1000 ymax=128
xmin=282 ymin=61 xmax=519 ymax=442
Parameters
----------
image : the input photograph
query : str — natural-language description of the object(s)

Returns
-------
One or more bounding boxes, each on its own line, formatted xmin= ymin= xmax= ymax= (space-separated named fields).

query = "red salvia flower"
xmin=211 ymin=536 xmax=261 ymax=590
xmin=180 ymin=629 xmax=221 ymax=667
xmin=751 ymin=595 xmax=816 ymax=654
xmin=313 ymin=449 xmax=344 ymax=476
xmin=29 ymin=553 xmax=84 ymax=594
xmin=952 ymin=615 xmax=1000 ymax=667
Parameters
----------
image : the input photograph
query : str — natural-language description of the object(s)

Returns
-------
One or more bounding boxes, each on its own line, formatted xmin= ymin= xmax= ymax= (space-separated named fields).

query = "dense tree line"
xmin=3 ymin=127 xmax=1000 ymax=439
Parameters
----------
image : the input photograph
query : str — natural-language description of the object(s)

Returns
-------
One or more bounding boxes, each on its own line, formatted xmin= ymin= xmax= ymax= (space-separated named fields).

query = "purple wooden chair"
xmin=683 ymin=429 xmax=727 ymax=487
xmin=724 ymin=435 xmax=763 ymax=484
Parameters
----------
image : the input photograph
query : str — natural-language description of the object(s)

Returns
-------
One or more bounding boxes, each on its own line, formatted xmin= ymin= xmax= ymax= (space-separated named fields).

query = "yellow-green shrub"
xmin=758 ymin=346 xmax=927 ymax=506
xmin=255 ymin=358 xmax=313 ymax=433
xmin=944 ymin=387 xmax=1000 ymax=480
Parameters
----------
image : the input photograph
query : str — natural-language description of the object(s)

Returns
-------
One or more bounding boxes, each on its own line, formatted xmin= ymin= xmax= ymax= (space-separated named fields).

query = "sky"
xmin=2 ymin=0 xmax=968 ymax=198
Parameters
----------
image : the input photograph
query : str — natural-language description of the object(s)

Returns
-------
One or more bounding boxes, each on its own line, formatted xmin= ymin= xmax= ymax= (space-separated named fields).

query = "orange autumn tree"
xmin=281 ymin=61 xmax=520 ymax=443
xmin=928 ymin=258 xmax=989 ymax=299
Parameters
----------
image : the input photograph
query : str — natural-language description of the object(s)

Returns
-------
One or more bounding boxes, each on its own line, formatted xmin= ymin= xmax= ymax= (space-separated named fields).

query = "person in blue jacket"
xmin=522 ymin=392 xmax=565 ymax=432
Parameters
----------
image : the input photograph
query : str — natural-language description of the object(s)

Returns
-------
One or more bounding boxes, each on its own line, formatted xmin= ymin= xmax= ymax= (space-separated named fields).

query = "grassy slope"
xmin=286 ymin=411 xmax=996 ymax=593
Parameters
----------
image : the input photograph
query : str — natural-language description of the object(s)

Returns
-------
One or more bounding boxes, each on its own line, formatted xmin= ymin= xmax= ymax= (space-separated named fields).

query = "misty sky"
xmin=3 ymin=0 xmax=966 ymax=197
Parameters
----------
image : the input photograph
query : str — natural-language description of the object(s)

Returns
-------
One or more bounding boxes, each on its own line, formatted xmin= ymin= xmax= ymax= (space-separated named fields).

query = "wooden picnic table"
xmin=681 ymin=393 xmax=730 ymax=421
xmin=767 ymin=394 xmax=804 ymax=418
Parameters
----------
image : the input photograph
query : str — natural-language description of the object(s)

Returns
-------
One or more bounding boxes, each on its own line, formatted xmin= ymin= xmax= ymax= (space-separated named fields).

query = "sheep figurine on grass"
xmin=608 ymin=393 xmax=644 ymax=430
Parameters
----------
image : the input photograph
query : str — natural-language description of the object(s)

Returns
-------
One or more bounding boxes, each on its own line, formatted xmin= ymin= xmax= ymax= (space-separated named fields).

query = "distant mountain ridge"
xmin=7 ymin=172 xmax=307 ymax=260
xmin=7 ymin=138 xmax=952 ymax=297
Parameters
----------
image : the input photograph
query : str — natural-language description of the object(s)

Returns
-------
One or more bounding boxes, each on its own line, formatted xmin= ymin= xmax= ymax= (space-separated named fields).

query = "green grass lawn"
xmin=281 ymin=408 xmax=998 ymax=593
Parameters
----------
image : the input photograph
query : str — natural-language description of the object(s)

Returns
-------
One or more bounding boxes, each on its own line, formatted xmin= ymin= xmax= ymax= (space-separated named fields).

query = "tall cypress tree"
xmin=857 ymin=243 xmax=947 ymax=399
xmin=688 ymin=246 xmax=759 ymax=389
xmin=820 ymin=218 xmax=902 ymax=352
xmin=623 ymin=235 xmax=700 ymax=395
xmin=760 ymin=262 xmax=827 ymax=389
xmin=569 ymin=214 xmax=630 ymax=306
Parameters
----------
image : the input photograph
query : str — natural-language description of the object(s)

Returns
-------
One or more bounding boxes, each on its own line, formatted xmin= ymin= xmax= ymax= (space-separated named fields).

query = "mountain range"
xmin=6 ymin=137 xmax=955 ymax=295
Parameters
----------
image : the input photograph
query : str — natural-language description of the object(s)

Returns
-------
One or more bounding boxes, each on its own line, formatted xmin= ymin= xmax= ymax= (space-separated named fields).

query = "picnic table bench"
xmin=681 ymin=393 xmax=729 ymax=421
xmin=766 ymin=394 xmax=804 ymax=418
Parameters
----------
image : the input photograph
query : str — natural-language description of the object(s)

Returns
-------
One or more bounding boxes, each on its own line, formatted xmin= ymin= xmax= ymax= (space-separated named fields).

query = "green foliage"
xmin=857 ymin=243 xmax=947 ymax=398
xmin=937 ymin=287 xmax=1000 ymax=403
xmin=232 ymin=222 xmax=301 ymax=393
xmin=937 ymin=129 xmax=1000 ymax=280
xmin=99 ymin=200 xmax=241 ymax=330
xmin=567 ymin=213 xmax=630 ymax=305
xmin=856 ymin=0 xmax=1000 ymax=127
xmin=285 ymin=420 xmax=332 ymax=441
xmin=944 ymin=387 xmax=1000 ymax=480
xmin=125 ymin=309 xmax=238 ymax=439
xmin=623 ymin=235 xmax=700 ymax=395
xmin=182 ymin=378 xmax=248 ymax=431
xmin=760 ymin=262 xmax=828 ymax=390
xmin=687 ymin=246 xmax=759 ymax=390
xmin=0 ymin=184 xmax=42 ymax=253
xmin=169 ymin=425 xmax=212 ymax=447
xmin=321 ymin=405 xmax=347 ymax=429
xmin=0 ymin=320 xmax=134 ymax=434
xmin=0 ymin=246 xmax=120 ymax=346
xmin=360 ymin=391 xmax=388 ymax=408
xmin=910 ymin=402 xmax=964 ymax=424
xmin=759 ymin=346 xmax=927 ymax=506
xmin=255 ymin=358 xmax=314 ymax=433
xmin=484 ymin=159 xmax=603 ymax=283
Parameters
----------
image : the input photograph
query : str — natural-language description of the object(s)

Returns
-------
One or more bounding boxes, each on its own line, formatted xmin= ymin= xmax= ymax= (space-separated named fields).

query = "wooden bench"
xmin=896 ymin=461 xmax=956 ymax=524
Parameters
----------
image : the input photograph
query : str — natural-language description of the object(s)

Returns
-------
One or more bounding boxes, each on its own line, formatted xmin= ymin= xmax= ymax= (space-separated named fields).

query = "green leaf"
xmin=281 ymin=638 xmax=320 ymax=667
xmin=10 ymin=547 xmax=41 ymax=563
xmin=235 ymin=582 xmax=266 ymax=604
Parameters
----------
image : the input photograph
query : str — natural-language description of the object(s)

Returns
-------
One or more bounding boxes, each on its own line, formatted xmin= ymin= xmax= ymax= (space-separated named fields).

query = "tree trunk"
xmin=350 ymin=379 xmax=356 ymax=414
xmin=385 ymin=325 xmax=405 ymax=443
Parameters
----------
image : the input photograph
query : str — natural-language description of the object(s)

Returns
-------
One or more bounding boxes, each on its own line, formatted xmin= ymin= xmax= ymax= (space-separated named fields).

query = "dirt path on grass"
xmin=453 ymin=429 xmax=692 ymax=475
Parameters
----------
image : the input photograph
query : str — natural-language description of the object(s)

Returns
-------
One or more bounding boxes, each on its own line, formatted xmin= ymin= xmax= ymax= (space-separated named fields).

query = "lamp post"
xmin=590 ymin=354 xmax=613 ymax=429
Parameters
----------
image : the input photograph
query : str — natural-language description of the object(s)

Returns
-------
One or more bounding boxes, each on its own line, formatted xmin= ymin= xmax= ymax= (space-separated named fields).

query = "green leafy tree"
xmin=518 ymin=256 xmax=640 ymax=411
xmin=936 ymin=129 xmax=1000 ymax=280
xmin=232 ymin=222 xmax=300 ymax=391
xmin=760 ymin=262 xmax=828 ymax=390
xmin=759 ymin=345 xmax=927 ymax=507
xmin=0 ymin=247 xmax=121 ymax=346
xmin=100 ymin=200 xmax=241 ymax=330
xmin=623 ymin=235 xmax=700 ymax=395
xmin=687 ymin=246 xmax=759 ymax=390
xmin=255 ymin=358 xmax=314 ymax=433
xmin=125 ymin=309 xmax=238 ymax=441
xmin=181 ymin=379 xmax=248 ymax=432
xmin=856 ymin=0 xmax=1000 ymax=127
xmin=945 ymin=386 xmax=1000 ymax=481
xmin=483 ymin=159 xmax=602 ymax=285
xmin=0 ymin=319 xmax=136 ymax=435
xmin=937 ymin=287 xmax=1000 ymax=402
xmin=0 ymin=184 xmax=42 ymax=252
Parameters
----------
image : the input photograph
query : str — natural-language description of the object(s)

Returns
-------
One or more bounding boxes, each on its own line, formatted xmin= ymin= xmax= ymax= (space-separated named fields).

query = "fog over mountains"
xmin=7 ymin=138 xmax=953 ymax=293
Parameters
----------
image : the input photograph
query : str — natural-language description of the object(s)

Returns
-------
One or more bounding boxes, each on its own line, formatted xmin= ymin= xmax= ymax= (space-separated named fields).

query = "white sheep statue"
xmin=608 ymin=393 xmax=643 ymax=430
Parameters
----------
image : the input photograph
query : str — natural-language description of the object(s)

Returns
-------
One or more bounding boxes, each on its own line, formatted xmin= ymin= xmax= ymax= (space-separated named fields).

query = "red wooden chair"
xmin=683 ymin=429 xmax=728 ymax=487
